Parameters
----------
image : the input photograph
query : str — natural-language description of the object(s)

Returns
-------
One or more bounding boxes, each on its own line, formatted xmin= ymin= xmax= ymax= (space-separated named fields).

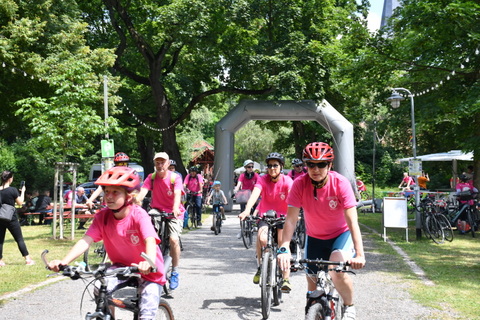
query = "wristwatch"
xmin=277 ymin=247 xmax=289 ymax=254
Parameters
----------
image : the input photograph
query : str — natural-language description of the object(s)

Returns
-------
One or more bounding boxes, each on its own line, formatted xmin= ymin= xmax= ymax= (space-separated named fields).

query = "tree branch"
xmin=174 ymin=86 xmax=274 ymax=124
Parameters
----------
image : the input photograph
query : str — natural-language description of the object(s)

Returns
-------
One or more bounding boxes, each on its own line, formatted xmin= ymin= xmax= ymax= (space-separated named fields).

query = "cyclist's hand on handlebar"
xmin=238 ymin=210 xmax=249 ymax=220
xmin=277 ymin=252 xmax=292 ymax=272
xmin=347 ymin=255 xmax=366 ymax=269
xmin=86 ymin=200 xmax=94 ymax=209
xmin=172 ymin=206 xmax=181 ymax=218
xmin=48 ymin=259 xmax=65 ymax=272
xmin=131 ymin=261 xmax=153 ymax=275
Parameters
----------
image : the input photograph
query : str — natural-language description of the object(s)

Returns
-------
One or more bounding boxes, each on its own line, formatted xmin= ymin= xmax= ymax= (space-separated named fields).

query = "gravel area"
xmin=0 ymin=210 xmax=443 ymax=320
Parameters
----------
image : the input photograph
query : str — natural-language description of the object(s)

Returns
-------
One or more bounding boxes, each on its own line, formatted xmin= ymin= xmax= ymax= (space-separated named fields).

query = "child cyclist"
xmin=48 ymin=166 xmax=165 ymax=320
xmin=206 ymin=181 xmax=228 ymax=227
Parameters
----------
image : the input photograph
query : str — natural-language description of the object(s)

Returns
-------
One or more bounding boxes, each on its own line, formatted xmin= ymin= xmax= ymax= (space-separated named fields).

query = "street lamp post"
xmin=387 ymin=88 xmax=422 ymax=240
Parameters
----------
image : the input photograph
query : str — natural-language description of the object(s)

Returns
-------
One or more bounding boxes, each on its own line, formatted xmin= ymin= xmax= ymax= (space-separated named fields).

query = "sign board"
xmin=408 ymin=158 xmax=422 ymax=176
xmin=383 ymin=197 xmax=408 ymax=242
xmin=101 ymin=139 xmax=115 ymax=158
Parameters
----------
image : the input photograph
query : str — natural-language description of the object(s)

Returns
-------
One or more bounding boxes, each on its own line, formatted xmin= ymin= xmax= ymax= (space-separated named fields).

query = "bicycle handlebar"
xmin=41 ymin=250 xmax=157 ymax=276
xmin=290 ymin=258 xmax=354 ymax=274
xmin=148 ymin=209 xmax=174 ymax=218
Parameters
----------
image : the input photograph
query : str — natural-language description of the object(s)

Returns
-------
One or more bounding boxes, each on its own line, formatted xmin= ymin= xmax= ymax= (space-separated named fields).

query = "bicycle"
xmin=420 ymin=197 xmax=453 ymax=244
xmin=442 ymin=193 xmax=478 ymax=238
xmin=184 ymin=192 xmax=199 ymax=229
xmin=148 ymin=209 xmax=175 ymax=296
xmin=240 ymin=214 xmax=255 ymax=249
xmin=290 ymin=258 xmax=354 ymax=320
xmin=41 ymin=250 xmax=174 ymax=320
xmin=256 ymin=210 xmax=285 ymax=320
xmin=210 ymin=202 xmax=224 ymax=235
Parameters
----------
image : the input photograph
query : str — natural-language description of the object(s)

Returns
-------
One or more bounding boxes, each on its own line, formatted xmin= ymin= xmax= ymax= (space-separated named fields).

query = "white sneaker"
xmin=236 ymin=232 xmax=241 ymax=239
xmin=343 ymin=305 xmax=356 ymax=320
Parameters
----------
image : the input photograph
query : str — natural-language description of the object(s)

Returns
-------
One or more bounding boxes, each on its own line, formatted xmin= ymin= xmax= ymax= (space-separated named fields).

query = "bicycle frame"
xmin=293 ymin=259 xmax=353 ymax=320
xmin=148 ymin=209 xmax=174 ymax=295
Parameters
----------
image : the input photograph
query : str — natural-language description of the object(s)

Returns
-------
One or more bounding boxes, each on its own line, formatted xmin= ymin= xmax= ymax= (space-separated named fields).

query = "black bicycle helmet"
xmin=265 ymin=152 xmax=285 ymax=166
xmin=189 ymin=166 xmax=199 ymax=173
xmin=458 ymin=174 xmax=469 ymax=182
xmin=291 ymin=158 xmax=303 ymax=166
xmin=170 ymin=159 xmax=177 ymax=167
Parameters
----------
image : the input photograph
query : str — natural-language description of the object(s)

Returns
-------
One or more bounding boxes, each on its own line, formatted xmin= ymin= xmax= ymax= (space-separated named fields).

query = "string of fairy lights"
xmin=2 ymin=45 xmax=479 ymax=130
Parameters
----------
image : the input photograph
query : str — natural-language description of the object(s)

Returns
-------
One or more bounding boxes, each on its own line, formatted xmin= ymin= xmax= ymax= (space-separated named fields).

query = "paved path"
xmin=0 ymin=211 xmax=441 ymax=320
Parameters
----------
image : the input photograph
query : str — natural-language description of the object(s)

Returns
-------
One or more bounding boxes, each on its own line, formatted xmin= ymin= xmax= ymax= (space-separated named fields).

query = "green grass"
xmin=358 ymin=211 xmax=480 ymax=319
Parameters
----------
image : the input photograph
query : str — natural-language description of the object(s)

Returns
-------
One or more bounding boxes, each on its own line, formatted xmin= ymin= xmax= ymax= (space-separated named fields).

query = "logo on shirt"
xmin=279 ymin=192 xmax=286 ymax=201
xmin=329 ymin=198 xmax=338 ymax=210
xmin=130 ymin=233 xmax=140 ymax=245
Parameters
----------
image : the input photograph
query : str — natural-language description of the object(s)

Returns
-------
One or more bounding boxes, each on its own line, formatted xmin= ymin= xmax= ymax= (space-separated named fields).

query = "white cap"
xmin=153 ymin=152 xmax=169 ymax=161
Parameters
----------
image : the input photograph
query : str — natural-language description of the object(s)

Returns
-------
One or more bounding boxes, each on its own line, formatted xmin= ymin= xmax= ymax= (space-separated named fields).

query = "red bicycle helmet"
xmin=114 ymin=152 xmax=130 ymax=164
xmin=95 ymin=166 xmax=141 ymax=192
xmin=302 ymin=142 xmax=334 ymax=162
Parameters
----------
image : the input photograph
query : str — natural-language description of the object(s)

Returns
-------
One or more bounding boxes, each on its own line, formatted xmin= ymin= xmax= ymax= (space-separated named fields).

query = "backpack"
xmin=151 ymin=171 xmax=185 ymax=195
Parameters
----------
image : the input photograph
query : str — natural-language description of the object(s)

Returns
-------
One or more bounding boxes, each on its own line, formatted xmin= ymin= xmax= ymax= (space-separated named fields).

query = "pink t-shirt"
xmin=402 ymin=176 xmax=415 ymax=186
xmin=239 ymin=172 xmax=259 ymax=191
xmin=287 ymin=171 xmax=357 ymax=240
xmin=86 ymin=205 xmax=166 ymax=285
xmin=142 ymin=171 xmax=185 ymax=219
xmin=288 ymin=169 xmax=306 ymax=181
xmin=255 ymin=174 xmax=293 ymax=217
xmin=184 ymin=174 xmax=204 ymax=195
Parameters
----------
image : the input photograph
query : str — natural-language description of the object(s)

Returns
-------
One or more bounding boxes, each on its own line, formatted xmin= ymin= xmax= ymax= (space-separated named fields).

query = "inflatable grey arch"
xmin=213 ymin=100 xmax=355 ymax=211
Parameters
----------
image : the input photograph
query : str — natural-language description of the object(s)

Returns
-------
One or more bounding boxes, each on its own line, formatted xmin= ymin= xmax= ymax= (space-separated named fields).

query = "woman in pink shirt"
xmin=239 ymin=152 xmax=293 ymax=293
xmin=277 ymin=142 xmax=365 ymax=319
xmin=234 ymin=159 xmax=260 ymax=212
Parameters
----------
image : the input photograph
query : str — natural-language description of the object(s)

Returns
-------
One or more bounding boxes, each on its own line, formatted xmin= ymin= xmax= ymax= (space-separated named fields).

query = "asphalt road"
xmin=0 ymin=209 xmax=444 ymax=320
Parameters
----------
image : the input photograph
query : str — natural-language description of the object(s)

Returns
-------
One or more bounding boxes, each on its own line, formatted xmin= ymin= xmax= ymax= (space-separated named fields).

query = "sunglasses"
xmin=295 ymin=165 xmax=303 ymax=168
xmin=306 ymin=162 xmax=329 ymax=169
xmin=246 ymin=166 xmax=254 ymax=169
xmin=266 ymin=164 xmax=280 ymax=169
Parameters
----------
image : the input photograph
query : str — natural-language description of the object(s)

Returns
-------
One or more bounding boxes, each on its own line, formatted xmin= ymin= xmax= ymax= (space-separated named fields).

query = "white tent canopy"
xmin=398 ymin=150 xmax=473 ymax=189
xmin=398 ymin=150 xmax=473 ymax=162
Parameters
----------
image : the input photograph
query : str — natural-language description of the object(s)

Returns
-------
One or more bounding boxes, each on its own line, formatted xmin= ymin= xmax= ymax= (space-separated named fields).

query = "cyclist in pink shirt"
xmin=287 ymin=158 xmax=307 ymax=180
xmin=239 ymin=152 xmax=293 ymax=293
xmin=137 ymin=152 xmax=185 ymax=290
xmin=278 ymin=142 xmax=365 ymax=320
xmin=234 ymin=159 xmax=260 ymax=212
xmin=48 ymin=166 xmax=165 ymax=319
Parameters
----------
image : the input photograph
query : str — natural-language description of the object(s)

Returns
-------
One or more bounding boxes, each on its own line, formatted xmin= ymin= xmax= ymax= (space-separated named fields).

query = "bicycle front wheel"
xmin=437 ymin=213 xmax=454 ymax=242
xmin=241 ymin=220 xmax=253 ymax=249
xmin=213 ymin=212 xmax=219 ymax=235
xmin=272 ymin=256 xmax=282 ymax=306
xmin=156 ymin=300 xmax=175 ymax=320
xmin=215 ymin=213 xmax=222 ymax=234
xmin=296 ymin=217 xmax=306 ymax=249
xmin=466 ymin=209 xmax=476 ymax=238
xmin=187 ymin=205 xmax=197 ymax=229
xmin=425 ymin=215 xmax=444 ymax=244
xmin=83 ymin=241 xmax=108 ymax=271
xmin=261 ymin=250 xmax=273 ymax=320
xmin=305 ymin=302 xmax=325 ymax=320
